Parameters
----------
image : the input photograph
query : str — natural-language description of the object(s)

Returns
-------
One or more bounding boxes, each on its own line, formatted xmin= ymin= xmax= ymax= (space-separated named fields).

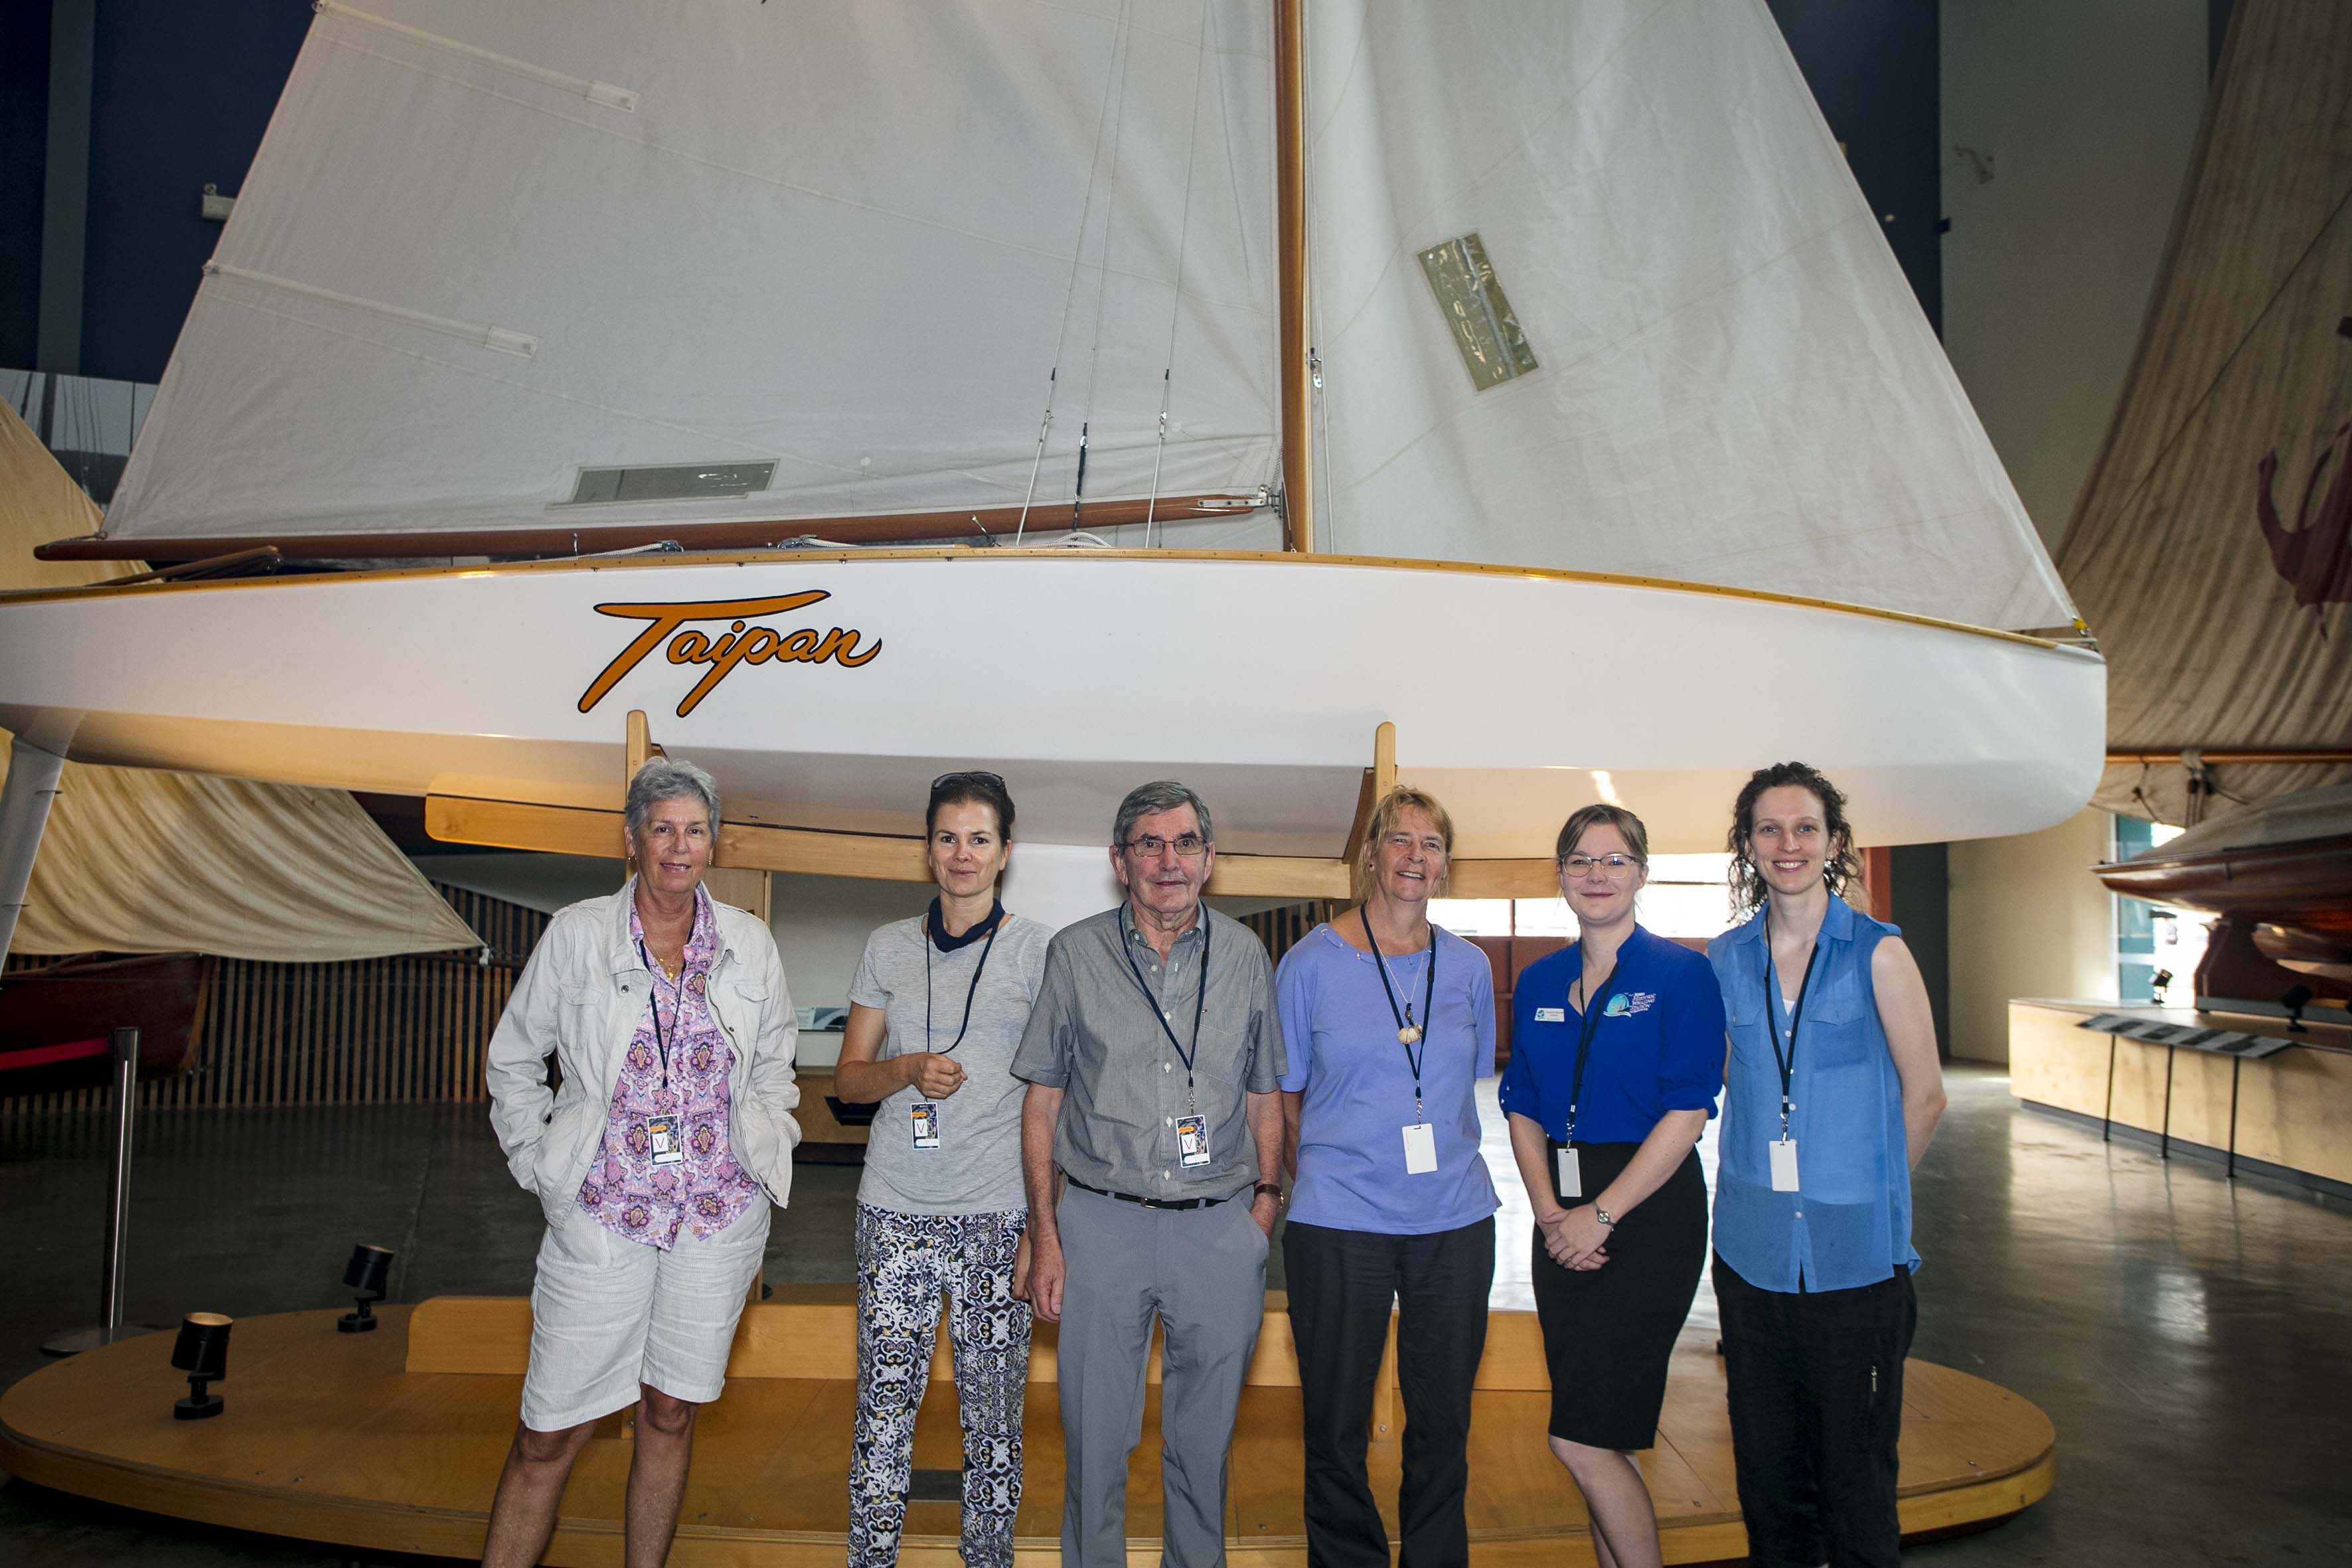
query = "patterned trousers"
xmin=848 ymin=1204 xmax=1032 ymax=1568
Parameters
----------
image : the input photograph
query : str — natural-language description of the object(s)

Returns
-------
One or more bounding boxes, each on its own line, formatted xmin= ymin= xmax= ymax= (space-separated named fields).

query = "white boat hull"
xmin=0 ymin=549 xmax=2103 ymax=862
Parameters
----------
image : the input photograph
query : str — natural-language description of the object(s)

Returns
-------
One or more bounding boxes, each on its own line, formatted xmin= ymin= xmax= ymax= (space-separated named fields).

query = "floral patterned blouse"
xmin=577 ymin=885 xmax=760 ymax=1249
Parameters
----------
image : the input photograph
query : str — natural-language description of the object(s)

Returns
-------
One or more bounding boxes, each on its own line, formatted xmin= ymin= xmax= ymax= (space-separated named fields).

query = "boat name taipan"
xmin=580 ymin=592 xmax=882 ymax=718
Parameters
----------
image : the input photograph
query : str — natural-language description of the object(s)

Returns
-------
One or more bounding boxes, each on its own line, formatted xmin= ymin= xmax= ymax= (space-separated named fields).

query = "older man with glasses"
xmin=1012 ymin=779 xmax=1287 ymax=1568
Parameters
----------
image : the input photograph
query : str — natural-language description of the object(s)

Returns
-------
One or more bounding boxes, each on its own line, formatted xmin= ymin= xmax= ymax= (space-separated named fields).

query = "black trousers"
xmin=1282 ymin=1217 xmax=1495 ymax=1568
xmin=1713 ymin=1254 xmax=1917 ymax=1568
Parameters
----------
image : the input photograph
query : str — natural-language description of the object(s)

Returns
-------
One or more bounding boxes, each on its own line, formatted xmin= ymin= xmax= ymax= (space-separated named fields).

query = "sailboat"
xmin=0 ymin=0 xmax=2103 ymax=938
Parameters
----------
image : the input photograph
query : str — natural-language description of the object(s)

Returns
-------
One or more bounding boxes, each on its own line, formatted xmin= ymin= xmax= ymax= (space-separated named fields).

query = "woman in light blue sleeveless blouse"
xmin=1705 ymin=762 xmax=1946 ymax=1568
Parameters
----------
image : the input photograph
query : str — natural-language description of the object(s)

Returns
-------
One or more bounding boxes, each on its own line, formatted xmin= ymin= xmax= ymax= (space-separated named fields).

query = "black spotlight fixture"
xmin=338 ymin=1243 xmax=396 ymax=1333
xmin=171 ymin=1312 xmax=232 ymax=1419
xmin=2282 ymin=984 xmax=2313 ymax=1034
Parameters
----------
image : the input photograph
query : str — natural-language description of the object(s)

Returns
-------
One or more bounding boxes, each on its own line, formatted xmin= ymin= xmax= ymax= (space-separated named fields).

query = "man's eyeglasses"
xmin=1124 ymin=832 xmax=1209 ymax=859
xmin=931 ymin=769 xmax=1007 ymax=791
xmin=1561 ymin=853 xmax=1640 ymax=877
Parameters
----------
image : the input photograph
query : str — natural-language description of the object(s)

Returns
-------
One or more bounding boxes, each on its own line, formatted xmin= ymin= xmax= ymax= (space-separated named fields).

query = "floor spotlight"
xmin=338 ymin=1243 xmax=395 ymax=1333
xmin=171 ymin=1312 xmax=232 ymax=1419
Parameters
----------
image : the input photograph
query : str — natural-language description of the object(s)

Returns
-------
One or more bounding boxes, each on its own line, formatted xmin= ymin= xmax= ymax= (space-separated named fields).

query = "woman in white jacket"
xmin=480 ymin=757 xmax=800 ymax=1568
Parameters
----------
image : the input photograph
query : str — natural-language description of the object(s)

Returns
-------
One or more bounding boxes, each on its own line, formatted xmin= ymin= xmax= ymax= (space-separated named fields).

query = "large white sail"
xmin=1304 ymin=0 xmax=2078 ymax=631
xmin=105 ymin=0 xmax=1280 ymax=545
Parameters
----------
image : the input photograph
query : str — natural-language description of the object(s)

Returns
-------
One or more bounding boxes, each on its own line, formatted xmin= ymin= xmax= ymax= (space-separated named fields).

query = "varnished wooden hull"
xmin=0 ymin=952 xmax=210 ymax=1099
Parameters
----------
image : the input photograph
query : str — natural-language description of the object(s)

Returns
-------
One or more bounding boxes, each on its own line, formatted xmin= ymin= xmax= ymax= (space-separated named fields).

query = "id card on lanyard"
xmin=1763 ymin=939 xmax=1818 ymax=1193
xmin=1363 ymin=911 xmax=1439 ymax=1176
xmin=1555 ymin=954 xmax=1616 ymax=1200
xmin=1123 ymin=913 xmax=1213 ymax=1169
xmin=910 ymin=902 xmax=1002 ymax=1150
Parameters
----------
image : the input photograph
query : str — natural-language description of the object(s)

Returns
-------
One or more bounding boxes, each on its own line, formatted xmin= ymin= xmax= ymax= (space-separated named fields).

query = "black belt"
xmin=1065 ymin=1175 xmax=1236 ymax=1212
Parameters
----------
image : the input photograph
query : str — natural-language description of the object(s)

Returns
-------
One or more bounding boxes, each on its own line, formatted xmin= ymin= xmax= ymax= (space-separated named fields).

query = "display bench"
xmin=2009 ymin=1000 xmax=2352 ymax=1195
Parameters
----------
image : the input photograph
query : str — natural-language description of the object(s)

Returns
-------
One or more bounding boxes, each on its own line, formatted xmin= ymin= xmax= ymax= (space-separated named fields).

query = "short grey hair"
xmin=625 ymin=757 xmax=722 ymax=839
xmin=1112 ymin=779 xmax=1214 ymax=849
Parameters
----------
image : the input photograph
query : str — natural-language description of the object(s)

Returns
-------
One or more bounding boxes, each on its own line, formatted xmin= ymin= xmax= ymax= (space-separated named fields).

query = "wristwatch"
xmin=1254 ymin=1182 xmax=1287 ymax=1206
xmin=1591 ymin=1206 xmax=1616 ymax=1228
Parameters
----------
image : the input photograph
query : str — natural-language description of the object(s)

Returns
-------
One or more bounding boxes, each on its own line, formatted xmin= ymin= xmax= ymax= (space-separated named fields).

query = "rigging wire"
xmin=1075 ymin=0 xmax=1139 ymax=533
xmin=1144 ymin=3 xmax=1212 ymax=549
xmin=1018 ymin=1 xmax=1133 ymax=544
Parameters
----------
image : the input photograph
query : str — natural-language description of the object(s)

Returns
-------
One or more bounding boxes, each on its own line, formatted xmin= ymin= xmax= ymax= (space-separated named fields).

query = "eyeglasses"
xmin=1561 ymin=853 xmax=1640 ymax=877
xmin=1124 ymin=832 xmax=1208 ymax=859
xmin=931 ymin=769 xmax=1006 ymax=791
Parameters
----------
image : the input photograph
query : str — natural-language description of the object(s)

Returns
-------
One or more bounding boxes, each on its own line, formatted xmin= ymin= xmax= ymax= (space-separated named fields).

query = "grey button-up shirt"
xmin=1012 ymin=903 xmax=1285 ymax=1200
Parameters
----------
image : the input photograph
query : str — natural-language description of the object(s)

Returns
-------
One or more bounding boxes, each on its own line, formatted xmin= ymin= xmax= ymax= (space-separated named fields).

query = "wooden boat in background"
xmin=0 ymin=952 xmax=210 ymax=1099
xmin=2096 ymin=784 xmax=2352 ymax=1008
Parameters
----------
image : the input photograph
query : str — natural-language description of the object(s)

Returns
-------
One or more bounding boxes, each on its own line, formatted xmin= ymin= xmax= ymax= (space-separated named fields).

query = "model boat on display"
xmin=0 ymin=0 xmax=2103 ymax=937
xmin=2096 ymin=784 xmax=2352 ymax=1007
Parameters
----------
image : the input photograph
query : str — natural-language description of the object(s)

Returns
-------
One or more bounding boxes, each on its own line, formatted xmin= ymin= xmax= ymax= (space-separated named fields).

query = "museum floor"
xmin=1 ymin=1065 xmax=2344 ymax=1566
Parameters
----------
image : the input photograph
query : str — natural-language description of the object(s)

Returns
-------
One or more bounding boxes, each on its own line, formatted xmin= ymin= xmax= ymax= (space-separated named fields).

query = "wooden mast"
xmin=1274 ymin=0 xmax=1312 ymax=554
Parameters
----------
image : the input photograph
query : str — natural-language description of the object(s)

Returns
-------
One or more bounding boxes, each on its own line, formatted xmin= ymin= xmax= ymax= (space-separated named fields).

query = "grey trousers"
xmin=1055 ymin=1184 xmax=1270 ymax=1568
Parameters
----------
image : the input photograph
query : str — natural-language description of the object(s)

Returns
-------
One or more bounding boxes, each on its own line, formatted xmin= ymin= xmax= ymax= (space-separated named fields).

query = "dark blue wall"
xmin=1766 ymin=0 xmax=1945 ymax=332
xmin=0 ymin=4 xmax=54 ymax=371
xmin=2 ymin=0 xmax=310 ymax=383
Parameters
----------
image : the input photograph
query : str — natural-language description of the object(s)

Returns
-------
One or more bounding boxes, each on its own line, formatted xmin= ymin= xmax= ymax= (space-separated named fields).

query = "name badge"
xmin=1176 ymin=1114 xmax=1211 ymax=1168
xmin=1533 ymin=1006 xmax=1566 ymax=1023
xmin=911 ymin=1102 xmax=941 ymax=1150
xmin=1401 ymin=1122 xmax=1437 ymax=1174
xmin=1769 ymin=1137 xmax=1800 ymax=1192
xmin=1555 ymin=1144 xmax=1581 ymax=1198
xmin=646 ymin=1115 xmax=684 ymax=1166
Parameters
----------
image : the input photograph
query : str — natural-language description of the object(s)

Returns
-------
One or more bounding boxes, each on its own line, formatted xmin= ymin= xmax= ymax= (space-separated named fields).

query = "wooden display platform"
xmin=0 ymin=1293 xmax=2053 ymax=1567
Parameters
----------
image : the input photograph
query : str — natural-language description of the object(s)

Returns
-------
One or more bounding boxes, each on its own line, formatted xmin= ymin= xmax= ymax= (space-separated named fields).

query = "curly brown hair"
xmin=1725 ymin=761 xmax=1860 ymax=917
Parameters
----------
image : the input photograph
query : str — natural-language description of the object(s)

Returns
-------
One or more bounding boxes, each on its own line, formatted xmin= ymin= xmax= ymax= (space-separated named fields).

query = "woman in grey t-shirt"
xmin=834 ymin=771 xmax=1052 ymax=1568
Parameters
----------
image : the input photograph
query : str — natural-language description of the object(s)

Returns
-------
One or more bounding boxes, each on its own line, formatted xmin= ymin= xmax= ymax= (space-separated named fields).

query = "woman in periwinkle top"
xmin=1277 ymin=787 xmax=1499 ymax=1568
xmin=1707 ymin=762 xmax=1944 ymax=1568
xmin=1498 ymin=803 xmax=1724 ymax=1568
xmin=833 ymin=771 xmax=1054 ymax=1568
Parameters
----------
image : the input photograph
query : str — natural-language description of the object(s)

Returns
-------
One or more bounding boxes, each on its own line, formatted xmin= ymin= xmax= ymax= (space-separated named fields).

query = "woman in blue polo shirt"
xmin=1277 ymin=786 xmax=1498 ymax=1568
xmin=1499 ymin=803 xmax=1722 ymax=1568
xmin=1708 ymin=761 xmax=1944 ymax=1568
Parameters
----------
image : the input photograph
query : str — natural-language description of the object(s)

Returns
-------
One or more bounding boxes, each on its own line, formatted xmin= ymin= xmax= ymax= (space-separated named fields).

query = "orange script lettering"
xmin=580 ymin=592 xmax=883 ymax=716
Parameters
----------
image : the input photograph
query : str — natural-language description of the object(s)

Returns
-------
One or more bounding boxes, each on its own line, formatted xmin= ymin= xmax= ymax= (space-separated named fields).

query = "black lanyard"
xmin=637 ymin=938 xmax=680 ymax=1091
xmin=1763 ymin=935 xmax=1820 ymax=1138
xmin=1563 ymin=949 xmax=1618 ymax=1142
xmin=923 ymin=900 xmax=1004 ymax=1058
xmin=1121 ymin=909 xmax=1211 ymax=1110
xmin=1362 ymin=909 xmax=1437 ymax=1119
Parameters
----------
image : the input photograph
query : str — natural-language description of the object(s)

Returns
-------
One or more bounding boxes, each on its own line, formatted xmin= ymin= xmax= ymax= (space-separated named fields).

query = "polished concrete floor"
xmin=1 ymin=1066 xmax=2346 ymax=1565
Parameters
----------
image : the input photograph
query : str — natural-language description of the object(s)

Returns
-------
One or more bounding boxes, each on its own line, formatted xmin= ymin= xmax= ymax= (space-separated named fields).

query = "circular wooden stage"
xmin=0 ymin=1293 xmax=2051 ymax=1565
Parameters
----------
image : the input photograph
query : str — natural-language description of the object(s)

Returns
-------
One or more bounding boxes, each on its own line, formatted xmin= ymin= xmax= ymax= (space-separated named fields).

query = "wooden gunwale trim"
xmin=0 ymin=545 xmax=2073 ymax=653
xmin=28 ymin=493 xmax=1260 ymax=563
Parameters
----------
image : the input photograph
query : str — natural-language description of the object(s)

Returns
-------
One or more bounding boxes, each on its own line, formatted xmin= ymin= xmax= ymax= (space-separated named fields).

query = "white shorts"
xmin=518 ymin=1200 xmax=772 ymax=1431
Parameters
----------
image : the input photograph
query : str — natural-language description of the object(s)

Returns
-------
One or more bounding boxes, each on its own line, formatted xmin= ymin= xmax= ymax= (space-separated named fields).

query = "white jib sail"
xmin=1306 ymin=0 xmax=2079 ymax=632
xmin=104 ymin=0 xmax=1279 ymax=544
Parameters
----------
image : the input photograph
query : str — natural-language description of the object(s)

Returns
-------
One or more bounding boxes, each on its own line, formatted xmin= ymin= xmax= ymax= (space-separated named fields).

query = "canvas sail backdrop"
xmin=1 ymin=405 xmax=481 ymax=959
xmin=97 ymin=0 xmax=2070 ymax=631
xmin=2059 ymin=0 xmax=2352 ymax=827
xmin=1304 ymin=0 xmax=2076 ymax=632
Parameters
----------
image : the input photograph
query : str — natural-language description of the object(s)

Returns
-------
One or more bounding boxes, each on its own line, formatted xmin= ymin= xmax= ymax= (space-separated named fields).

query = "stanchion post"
xmin=2101 ymin=1034 xmax=2116 ymax=1142
xmin=100 ymin=1026 xmax=139 ymax=1342
xmin=2159 ymin=1042 xmax=2176 ymax=1160
xmin=42 ymin=1024 xmax=155 ymax=1356
xmin=2226 ymin=1056 xmax=2242 ymax=1180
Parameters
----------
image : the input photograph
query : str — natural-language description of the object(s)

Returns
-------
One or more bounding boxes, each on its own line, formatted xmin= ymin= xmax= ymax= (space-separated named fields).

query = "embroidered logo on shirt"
xmin=1604 ymin=992 xmax=1656 ymax=1017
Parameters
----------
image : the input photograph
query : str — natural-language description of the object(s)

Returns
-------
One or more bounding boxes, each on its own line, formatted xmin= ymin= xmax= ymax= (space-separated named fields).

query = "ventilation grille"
xmin=566 ymin=460 xmax=777 ymax=506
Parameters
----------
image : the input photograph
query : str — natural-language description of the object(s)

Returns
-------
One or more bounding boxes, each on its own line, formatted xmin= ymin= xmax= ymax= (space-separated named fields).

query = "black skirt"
xmin=1530 ymin=1140 xmax=1708 ymax=1450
